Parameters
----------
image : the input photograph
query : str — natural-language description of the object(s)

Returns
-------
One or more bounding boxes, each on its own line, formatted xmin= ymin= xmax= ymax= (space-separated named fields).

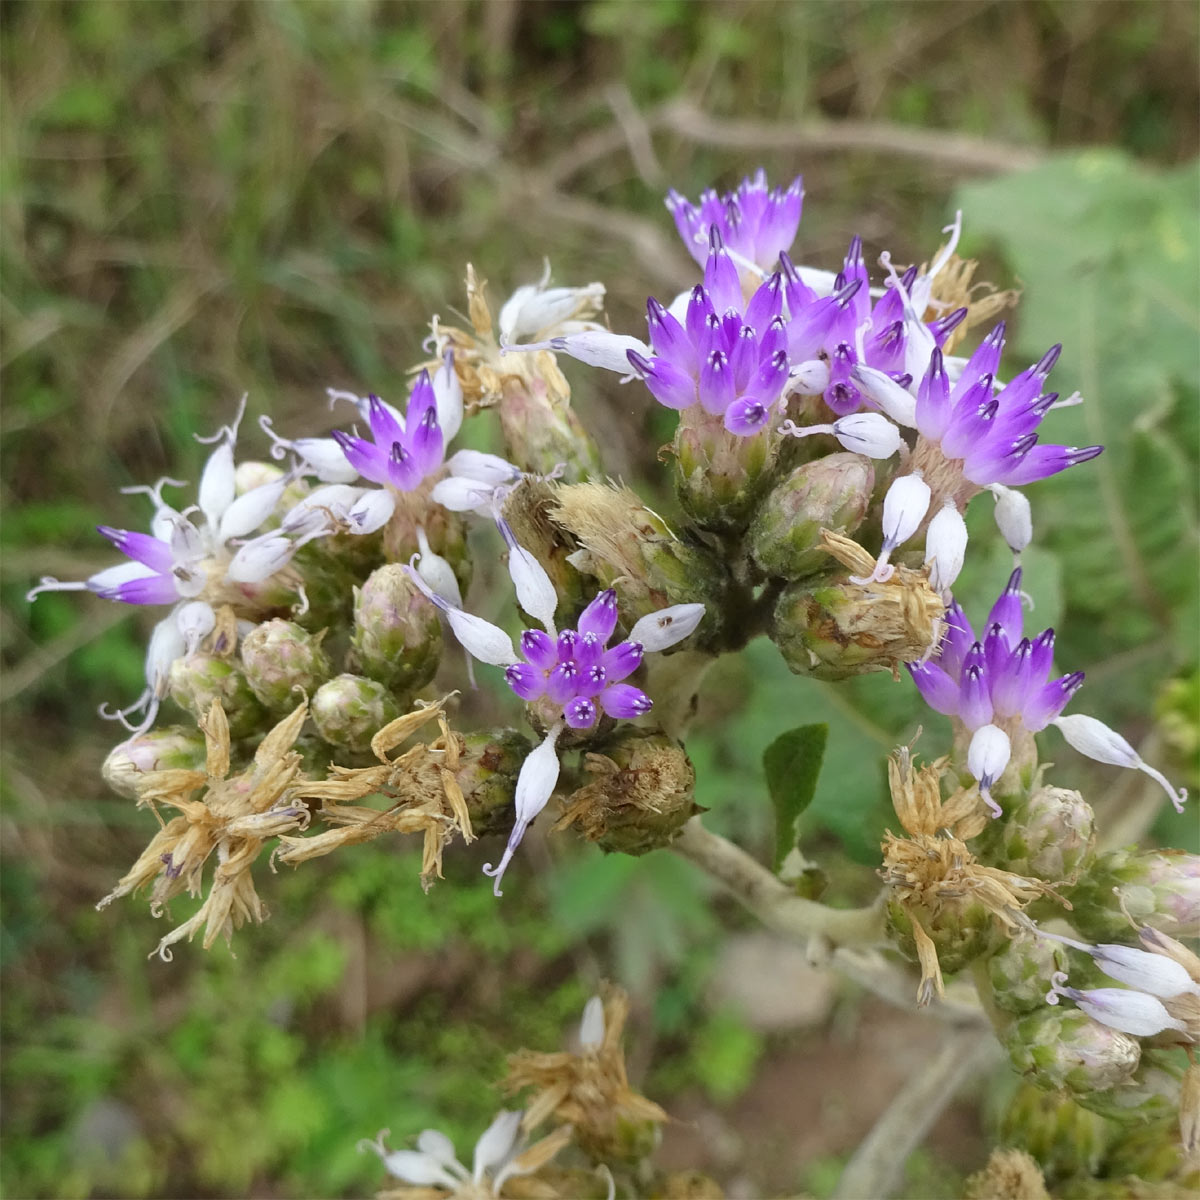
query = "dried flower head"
xmin=503 ymin=987 xmax=668 ymax=1163
xmin=881 ymin=747 xmax=1060 ymax=1003
xmin=98 ymin=699 xmax=311 ymax=959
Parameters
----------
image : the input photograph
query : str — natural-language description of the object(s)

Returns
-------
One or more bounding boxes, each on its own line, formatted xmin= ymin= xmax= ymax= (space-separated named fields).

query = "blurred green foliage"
xmin=2 ymin=1 xmax=1196 ymax=1196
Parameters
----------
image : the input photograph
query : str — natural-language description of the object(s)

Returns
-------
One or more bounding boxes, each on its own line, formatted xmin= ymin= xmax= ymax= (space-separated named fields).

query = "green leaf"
xmin=764 ymin=723 xmax=828 ymax=870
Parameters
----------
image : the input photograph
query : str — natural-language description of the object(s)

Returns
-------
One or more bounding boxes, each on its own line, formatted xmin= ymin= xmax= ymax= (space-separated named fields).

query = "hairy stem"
xmin=670 ymin=817 xmax=885 ymax=947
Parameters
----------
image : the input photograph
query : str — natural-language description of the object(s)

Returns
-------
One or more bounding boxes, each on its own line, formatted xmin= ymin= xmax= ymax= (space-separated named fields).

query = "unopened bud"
xmin=556 ymin=729 xmax=698 ymax=855
xmin=350 ymin=564 xmax=442 ymax=695
xmin=1001 ymin=785 xmax=1095 ymax=882
xmin=1004 ymin=1006 xmax=1141 ymax=1095
xmin=747 ymin=453 xmax=874 ymax=581
xmin=241 ymin=619 xmax=332 ymax=711
xmin=989 ymin=935 xmax=1068 ymax=1015
xmin=310 ymin=674 xmax=402 ymax=753
xmin=102 ymin=726 xmax=207 ymax=799
xmin=672 ymin=406 xmax=775 ymax=533
xmin=1066 ymin=849 xmax=1200 ymax=942
xmin=998 ymin=1084 xmax=1110 ymax=1184
xmin=453 ymin=728 xmax=533 ymax=837
xmin=497 ymin=367 xmax=602 ymax=482
xmin=886 ymin=897 xmax=1002 ymax=976
xmin=1077 ymin=1052 xmax=1189 ymax=1129
xmin=168 ymin=652 xmax=266 ymax=738
xmin=989 ymin=483 xmax=1032 ymax=555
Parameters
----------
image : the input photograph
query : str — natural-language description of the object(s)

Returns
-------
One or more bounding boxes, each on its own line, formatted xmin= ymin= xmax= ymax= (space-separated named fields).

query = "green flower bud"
xmin=772 ymin=568 xmax=942 ymax=680
xmin=1005 ymin=1006 xmax=1141 ymax=1095
xmin=558 ymin=729 xmax=699 ymax=856
xmin=550 ymin=481 xmax=732 ymax=650
xmin=887 ymin=897 xmax=1003 ymax=975
xmin=240 ymin=619 xmax=332 ymax=711
xmin=1076 ymin=1053 xmax=1184 ymax=1128
xmin=497 ymin=365 xmax=602 ymax=482
xmin=1066 ymin=850 xmax=1200 ymax=942
xmin=380 ymin=497 xmax=471 ymax=599
xmin=349 ymin=565 xmax=441 ymax=695
xmin=453 ymin=728 xmax=531 ymax=837
xmin=672 ymin=407 xmax=776 ymax=532
xmin=990 ymin=935 xmax=1069 ymax=1015
xmin=998 ymin=1082 xmax=1110 ymax=1184
xmin=168 ymin=653 xmax=266 ymax=739
xmin=1000 ymin=785 xmax=1095 ymax=882
xmin=748 ymin=452 xmax=874 ymax=580
xmin=310 ymin=674 xmax=402 ymax=753
xmin=102 ymin=726 xmax=207 ymax=800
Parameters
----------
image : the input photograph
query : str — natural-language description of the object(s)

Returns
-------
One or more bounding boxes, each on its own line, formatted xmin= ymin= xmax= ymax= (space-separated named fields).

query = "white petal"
xmin=447 ymin=609 xmax=519 ymax=666
xmin=145 ymin=615 xmax=186 ymax=691
xmin=472 ymin=1110 xmax=524 ymax=1183
xmin=507 ymin=331 xmax=649 ymax=374
xmin=444 ymin=450 xmax=522 ymax=487
xmin=924 ymin=502 xmax=968 ymax=595
xmin=346 ymin=489 xmax=395 ymax=535
xmin=175 ymin=600 xmax=215 ymax=655
xmin=1091 ymin=945 xmax=1200 ymax=999
xmin=88 ymin=561 xmax=162 ymax=592
xmin=169 ymin=516 xmax=204 ymax=564
xmin=629 ymin=603 xmax=705 ymax=652
xmin=293 ymin=438 xmax=359 ymax=484
xmin=666 ymin=288 xmax=691 ymax=323
xmin=415 ymin=529 xmax=463 ymax=608
xmin=989 ymin=484 xmax=1032 ymax=554
xmin=498 ymin=283 xmax=542 ymax=343
xmin=501 ymin=283 xmax=604 ymax=342
xmin=579 ymin=995 xmax=606 ymax=1050
xmin=382 ymin=1150 xmax=460 ymax=1188
xmin=792 ymin=264 xmax=838 ymax=297
xmin=852 ymin=364 xmax=918 ymax=427
xmin=503 ymin=534 xmax=558 ymax=633
xmin=1052 ymin=714 xmax=1187 ymax=812
xmin=1073 ymin=988 xmax=1188 ymax=1037
xmin=226 ymin=535 xmax=294 ymax=583
xmin=788 ymin=358 xmax=831 ymax=395
xmin=218 ymin=475 xmax=291 ymax=542
xmin=416 ymin=1129 xmax=467 ymax=1177
xmin=832 ymin=413 xmax=902 ymax=459
xmin=432 ymin=354 xmax=464 ymax=442
xmin=431 ymin=476 xmax=500 ymax=513
xmin=280 ymin=485 xmax=362 ymax=535
xmin=967 ymin=724 xmax=1011 ymax=816
xmin=198 ymin=440 xmax=236 ymax=529
xmin=881 ymin=473 xmax=931 ymax=549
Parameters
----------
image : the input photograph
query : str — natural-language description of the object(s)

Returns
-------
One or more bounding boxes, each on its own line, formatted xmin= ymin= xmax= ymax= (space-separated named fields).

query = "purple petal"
xmin=95 ymin=571 xmax=179 ymax=606
xmin=699 ymin=349 xmax=735 ymax=416
xmin=331 ymin=430 xmax=390 ymax=486
xmin=983 ymin=622 xmax=1011 ymax=676
xmin=546 ymin=662 xmax=580 ymax=705
xmin=647 ymin=297 xmax=695 ymax=369
xmin=723 ymin=396 xmax=771 ymax=437
xmin=408 ymin=406 xmax=444 ymax=478
xmin=520 ymin=628 xmax=557 ymax=670
xmin=959 ymin=648 xmax=993 ymax=730
xmin=744 ymin=272 xmax=784 ymax=333
xmin=929 ymin=308 xmax=967 ymax=345
xmin=367 ymin=393 xmax=404 ymax=448
xmin=937 ymin=602 xmax=975 ymax=680
xmin=505 ymin=663 xmax=546 ymax=701
xmin=602 ymin=641 xmax=643 ymax=682
xmin=685 ymin=286 xmax=716 ymax=347
xmin=728 ymin=325 xmax=759 ymax=391
xmin=598 ymin=683 xmax=654 ymax=720
xmin=704 ymin=239 xmax=742 ymax=314
xmin=987 ymin=568 xmax=1024 ymax=642
xmin=915 ymin=349 xmax=951 ymax=440
xmin=573 ymin=631 xmax=603 ymax=671
xmin=578 ymin=589 xmax=619 ymax=642
xmin=627 ymin=351 xmax=696 ymax=411
xmin=990 ymin=639 xmax=1034 ymax=719
xmin=577 ymin=663 xmax=608 ymax=698
xmin=403 ymin=370 xmax=438 ymax=431
xmin=990 ymin=442 xmax=1104 ymax=487
xmin=97 ymin=526 xmax=174 ymax=573
xmin=1022 ymin=671 xmax=1085 ymax=732
xmin=387 ymin=441 xmax=422 ymax=491
xmin=1030 ymin=628 xmax=1056 ymax=683
xmin=906 ymin=661 xmax=961 ymax=717
xmin=556 ymin=630 xmax=579 ymax=662
xmin=564 ymin=696 xmax=599 ymax=730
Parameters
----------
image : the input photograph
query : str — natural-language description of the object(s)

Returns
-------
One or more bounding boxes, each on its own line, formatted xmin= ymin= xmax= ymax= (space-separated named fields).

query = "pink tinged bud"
xmin=1067 ymin=987 xmax=1189 ymax=1037
xmin=788 ymin=358 xmax=830 ymax=396
xmin=432 ymin=351 xmax=464 ymax=441
xmin=1089 ymin=945 xmax=1200 ymax=998
xmin=925 ymin=502 xmax=968 ymax=595
xmin=176 ymin=600 xmax=215 ymax=656
xmin=629 ymin=603 xmax=705 ymax=652
xmin=346 ymin=489 xmax=396 ymax=535
xmin=415 ymin=529 xmax=462 ymax=608
xmin=851 ymin=472 xmax=930 ymax=585
xmin=599 ymin=683 xmax=653 ymax=720
xmin=1052 ymin=714 xmax=1189 ymax=813
xmin=484 ymin=724 xmax=563 ymax=896
xmin=968 ymin=723 xmax=1011 ymax=817
xmin=227 ymin=534 xmax=294 ymax=583
xmin=577 ymin=589 xmax=619 ymax=642
xmin=579 ymin=995 xmax=606 ymax=1050
xmin=852 ymin=364 xmax=918 ymax=427
xmin=988 ymin=484 xmax=1033 ymax=555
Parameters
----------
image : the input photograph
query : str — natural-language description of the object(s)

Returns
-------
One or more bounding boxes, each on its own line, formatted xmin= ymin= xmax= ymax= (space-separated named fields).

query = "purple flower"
xmin=406 ymin=523 xmax=705 ymax=896
xmin=667 ymin=169 xmax=804 ymax=273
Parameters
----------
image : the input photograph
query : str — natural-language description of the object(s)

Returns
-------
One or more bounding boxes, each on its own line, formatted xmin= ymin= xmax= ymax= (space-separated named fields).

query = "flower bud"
xmin=167 ymin=652 xmax=266 ymax=739
xmin=1000 ymin=785 xmax=1095 ymax=882
xmin=557 ymin=729 xmax=699 ymax=856
xmin=497 ymin=365 xmax=602 ymax=482
xmin=1004 ymin=1006 xmax=1141 ymax=1095
xmin=989 ymin=935 xmax=1068 ymax=1015
xmin=672 ymin=406 xmax=776 ymax=533
xmin=747 ymin=453 xmax=874 ymax=581
xmin=102 ymin=726 xmax=207 ymax=800
xmin=349 ymin=564 xmax=442 ymax=695
xmin=989 ymin=483 xmax=1032 ymax=555
xmin=452 ymin=728 xmax=532 ymax=837
xmin=998 ymin=1083 xmax=1110 ymax=1183
xmin=1076 ymin=1052 xmax=1187 ymax=1129
xmin=886 ymin=897 xmax=1003 ymax=976
xmin=310 ymin=674 xmax=402 ymax=753
xmin=240 ymin=619 xmax=332 ymax=711
xmin=1066 ymin=849 xmax=1200 ymax=942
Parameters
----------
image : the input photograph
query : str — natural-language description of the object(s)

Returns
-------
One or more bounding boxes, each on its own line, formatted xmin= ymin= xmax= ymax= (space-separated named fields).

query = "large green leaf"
xmin=763 ymin=723 xmax=828 ymax=870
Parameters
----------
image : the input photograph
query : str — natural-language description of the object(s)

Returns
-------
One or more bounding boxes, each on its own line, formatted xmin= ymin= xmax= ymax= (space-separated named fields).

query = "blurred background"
xmin=2 ymin=2 xmax=1197 ymax=1196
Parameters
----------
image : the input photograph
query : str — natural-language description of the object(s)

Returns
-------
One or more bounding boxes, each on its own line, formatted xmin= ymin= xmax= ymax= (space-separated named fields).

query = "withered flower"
xmin=278 ymin=699 xmax=472 ymax=889
xmin=921 ymin=253 xmax=1020 ymax=354
xmin=881 ymin=747 xmax=1061 ymax=1004
xmin=503 ymin=987 xmax=667 ymax=1164
xmin=98 ymin=699 xmax=311 ymax=959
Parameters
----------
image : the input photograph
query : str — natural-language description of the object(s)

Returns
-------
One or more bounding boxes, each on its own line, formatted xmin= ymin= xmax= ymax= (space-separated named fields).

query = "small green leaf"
xmin=764 ymin=723 xmax=828 ymax=870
